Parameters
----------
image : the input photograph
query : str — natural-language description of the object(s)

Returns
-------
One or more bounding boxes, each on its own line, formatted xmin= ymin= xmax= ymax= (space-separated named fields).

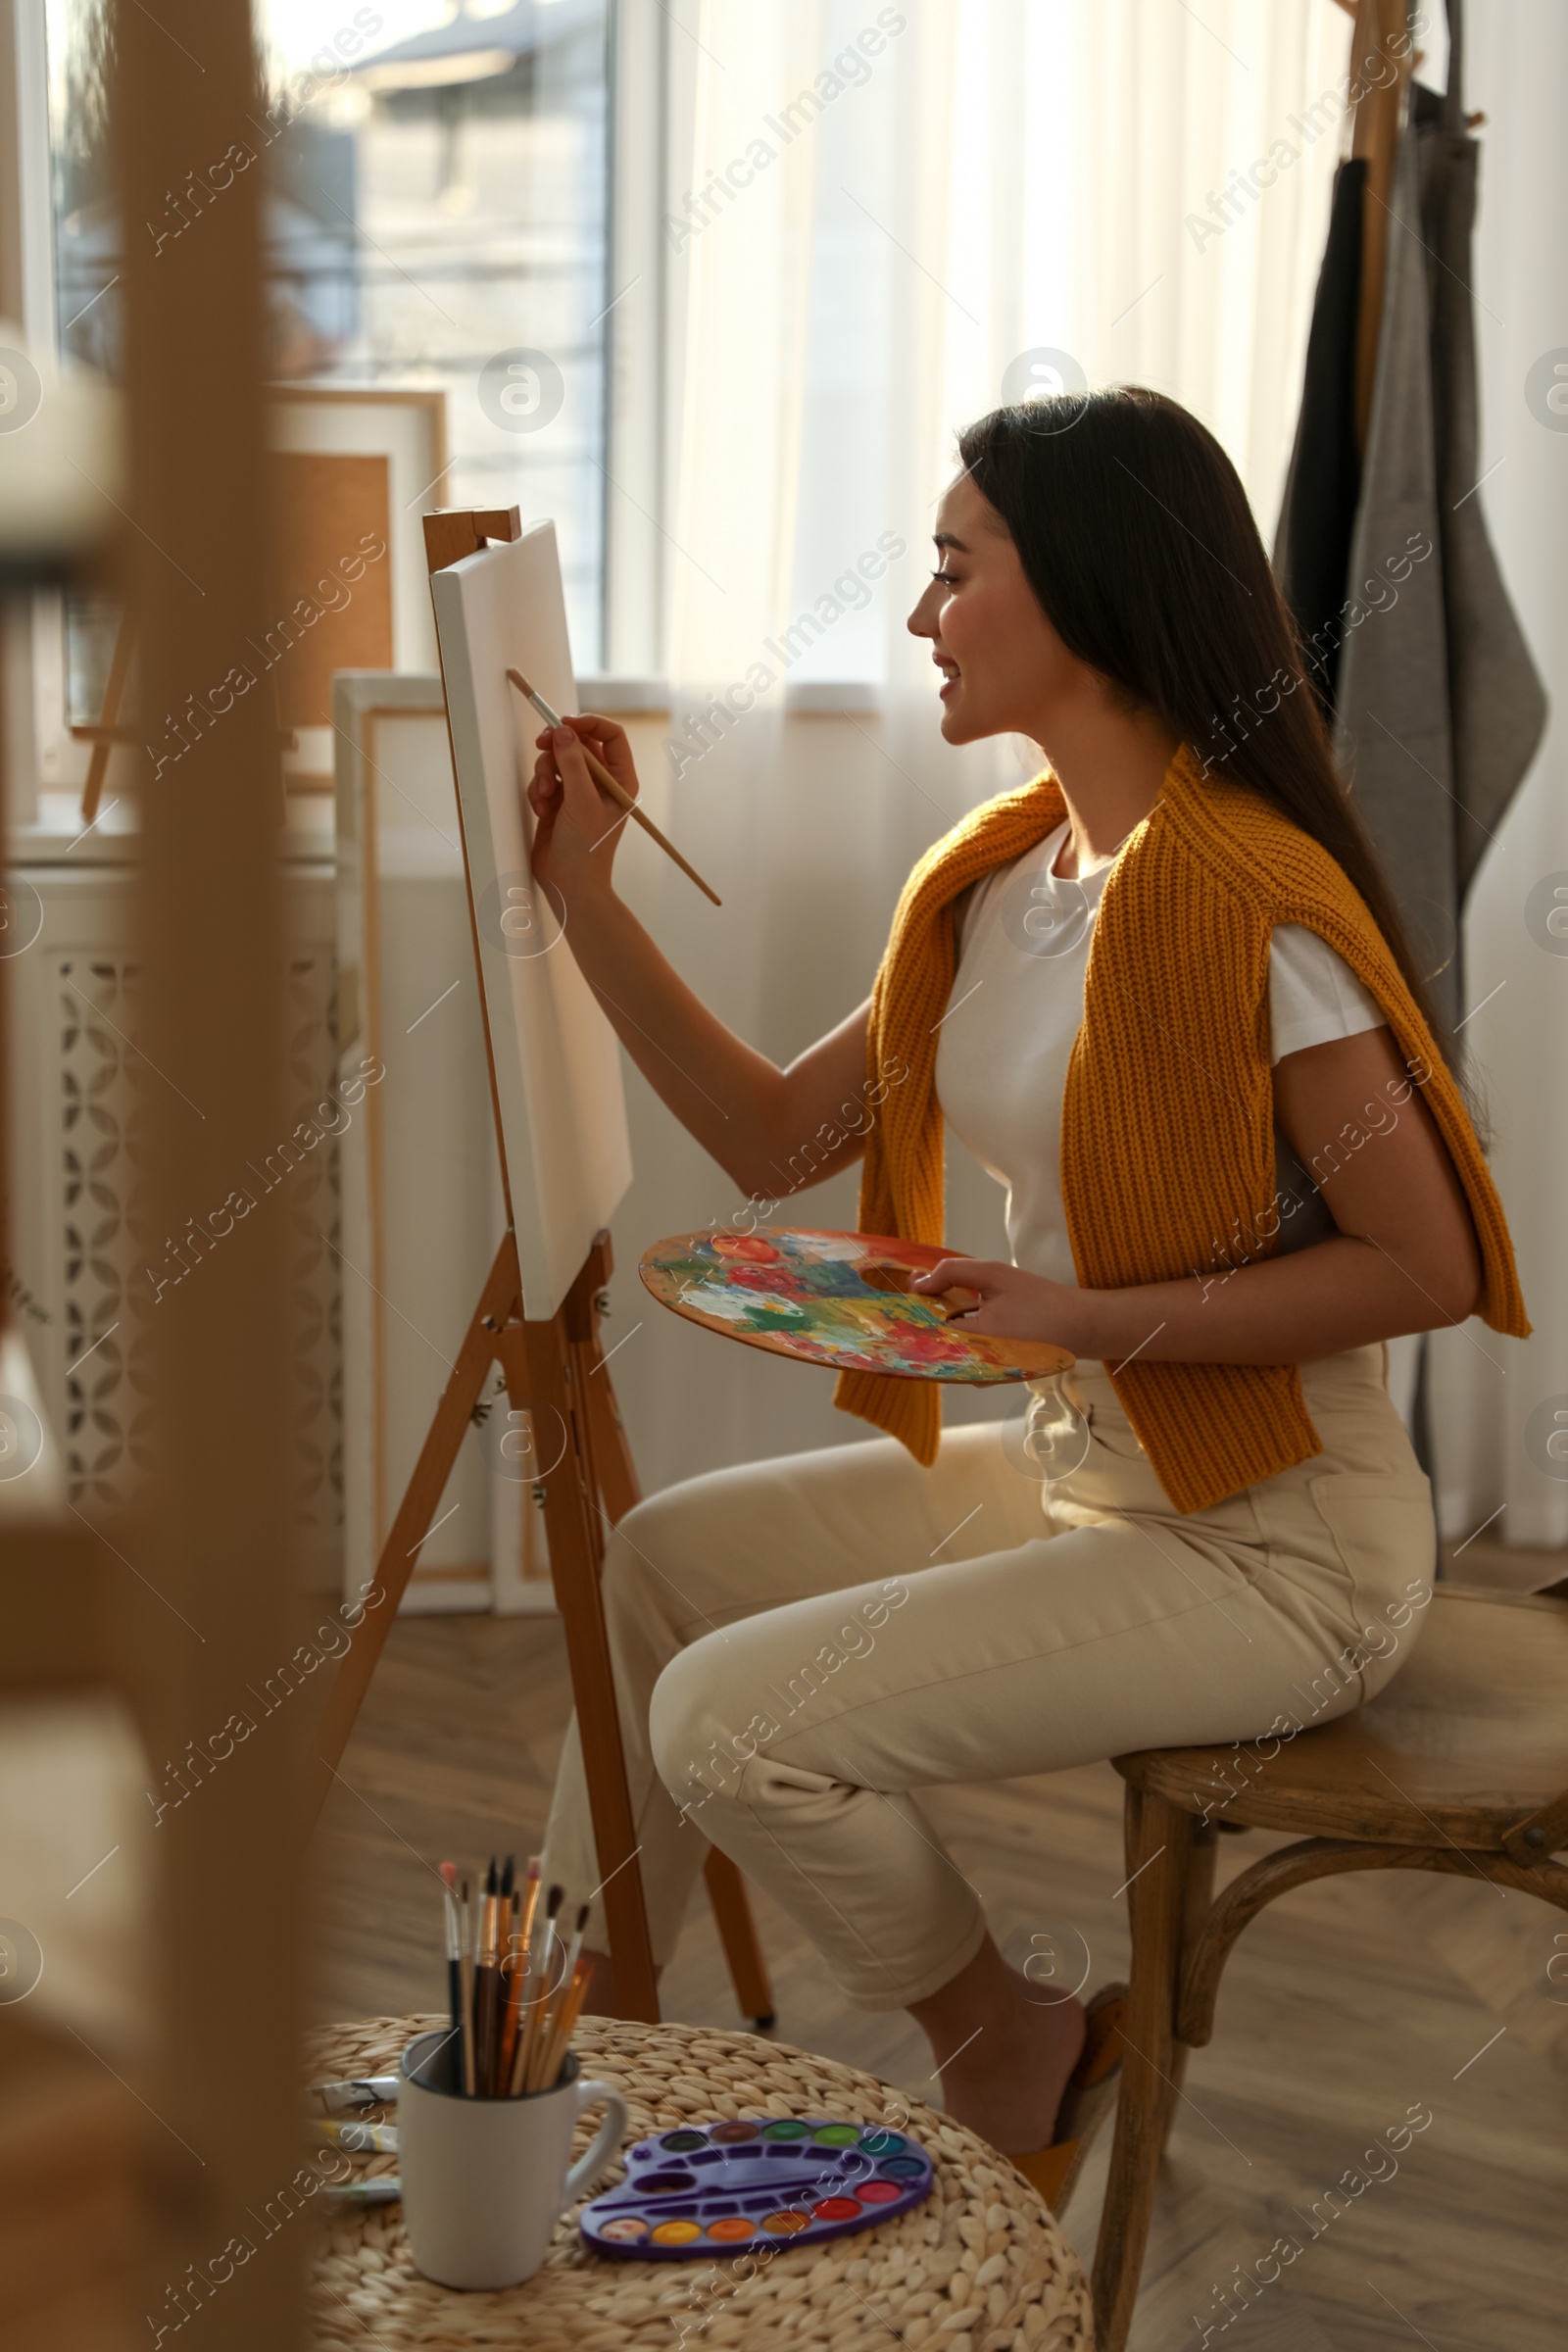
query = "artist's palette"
xmin=579 ymin=2116 xmax=934 ymax=2260
xmin=639 ymin=1227 xmax=1072 ymax=1384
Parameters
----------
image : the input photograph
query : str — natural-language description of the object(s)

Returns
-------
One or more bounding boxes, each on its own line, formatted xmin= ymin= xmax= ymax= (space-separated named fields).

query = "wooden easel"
xmin=71 ymin=610 xmax=299 ymax=821
xmin=310 ymin=506 xmax=773 ymax=2030
xmin=73 ymin=607 xmax=137 ymax=825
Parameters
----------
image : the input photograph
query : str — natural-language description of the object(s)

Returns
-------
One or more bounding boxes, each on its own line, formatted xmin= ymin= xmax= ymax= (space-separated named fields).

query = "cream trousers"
xmin=540 ymin=1345 xmax=1435 ymax=2010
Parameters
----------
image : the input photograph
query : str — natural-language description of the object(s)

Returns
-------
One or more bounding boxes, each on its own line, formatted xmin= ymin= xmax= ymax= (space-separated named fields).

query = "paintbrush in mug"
xmin=515 ymin=1884 xmax=563 ymax=2094
xmin=439 ymin=1862 xmax=464 ymax=2086
xmin=506 ymin=1925 xmax=541 ymax=2097
xmin=506 ymin=669 xmax=722 ymax=907
xmin=507 ymin=1917 xmax=555 ymax=2097
xmin=497 ymin=1857 xmax=538 ymax=2095
xmin=537 ymin=1960 xmax=591 ymax=2095
xmin=533 ymin=1916 xmax=587 ymax=2093
xmin=474 ymin=1858 xmax=502 ymax=2091
xmin=515 ymin=1852 xmax=542 ymax=1952
xmin=494 ymin=1883 xmax=520 ymax=2095
xmin=551 ymin=1904 xmax=589 ymax=2049
xmin=496 ymin=1856 xmax=516 ymax=2072
xmin=526 ymin=1898 xmax=581 ymax=2093
xmin=521 ymin=1884 xmax=564 ymax=2091
xmin=486 ymin=1854 xmax=514 ymax=2092
xmin=458 ymin=1870 xmax=476 ymax=2097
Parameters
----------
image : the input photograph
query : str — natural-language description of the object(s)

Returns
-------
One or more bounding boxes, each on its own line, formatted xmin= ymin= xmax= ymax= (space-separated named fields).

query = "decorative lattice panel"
xmin=55 ymin=950 xmax=343 ymax=1576
xmin=58 ymin=955 xmax=157 ymax=1514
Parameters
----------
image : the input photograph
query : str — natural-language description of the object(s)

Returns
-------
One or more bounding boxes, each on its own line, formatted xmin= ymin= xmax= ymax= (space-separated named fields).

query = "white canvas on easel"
xmin=330 ymin=670 xmax=558 ymax=1621
xmin=315 ymin=508 xmax=773 ymax=2029
xmin=430 ymin=524 xmax=632 ymax=1319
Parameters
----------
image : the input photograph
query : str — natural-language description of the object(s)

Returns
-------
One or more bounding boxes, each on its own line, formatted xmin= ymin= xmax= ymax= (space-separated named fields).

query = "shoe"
xmin=1008 ymin=1980 xmax=1128 ymax=2216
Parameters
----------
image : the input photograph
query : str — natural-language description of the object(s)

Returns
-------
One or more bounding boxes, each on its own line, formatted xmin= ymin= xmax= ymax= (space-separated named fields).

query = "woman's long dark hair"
xmin=956 ymin=387 xmax=1447 ymax=1053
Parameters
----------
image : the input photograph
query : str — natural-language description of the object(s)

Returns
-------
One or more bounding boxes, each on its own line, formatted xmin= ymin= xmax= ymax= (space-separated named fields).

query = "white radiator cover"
xmin=6 ymin=851 xmax=343 ymax=1591
xmin=9 ymin=747 xmax=553 ymax=1617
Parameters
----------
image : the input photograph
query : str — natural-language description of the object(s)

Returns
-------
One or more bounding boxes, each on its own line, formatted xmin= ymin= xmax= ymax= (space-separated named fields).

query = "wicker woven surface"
xmin=305 ymin=2013 xmax=1093 ymax=2352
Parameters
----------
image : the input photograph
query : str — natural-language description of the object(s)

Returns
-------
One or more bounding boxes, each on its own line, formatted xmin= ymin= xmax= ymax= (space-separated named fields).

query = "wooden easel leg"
xmin=567 ymin=1238 xmax=639 ymax=1526
xmin=311 ymin=1212 xmax=773 ymax=2035
xmin=508 ymin=1310 xmax=661 ymax=2024
xmin=568 ymin=1233 xmax=775 ymax=2030
xmin=79 ymin=608 xmax=136 ymax=826
xmin=307 ymin=1231 xmax=521 ymax=1824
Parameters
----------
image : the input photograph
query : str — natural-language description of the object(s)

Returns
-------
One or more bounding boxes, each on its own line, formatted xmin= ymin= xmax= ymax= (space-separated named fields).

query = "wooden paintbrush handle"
xmin=510 ymin=667 xmax=722 ymax=906
xmin=578 ymin=743 xmax=723 ymax=908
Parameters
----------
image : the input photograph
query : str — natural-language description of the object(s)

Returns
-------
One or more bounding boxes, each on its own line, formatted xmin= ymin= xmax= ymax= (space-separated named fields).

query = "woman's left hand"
xmin=909 ymin=1257 xmax=1085 ymax=1348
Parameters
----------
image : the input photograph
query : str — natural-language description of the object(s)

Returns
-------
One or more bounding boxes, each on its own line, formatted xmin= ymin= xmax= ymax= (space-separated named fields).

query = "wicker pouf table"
xmin=306 ymin=2014 xmax=1094 ymax=2352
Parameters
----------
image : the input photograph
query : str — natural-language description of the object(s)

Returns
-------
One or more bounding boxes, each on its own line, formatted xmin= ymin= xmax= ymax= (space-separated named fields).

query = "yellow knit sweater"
xmin=836 ymin=740 xmax=1529 ymax=1514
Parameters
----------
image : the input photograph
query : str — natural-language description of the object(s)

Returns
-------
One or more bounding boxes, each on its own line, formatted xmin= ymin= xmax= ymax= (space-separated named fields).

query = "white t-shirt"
xmin=933 ymin=821 xmax=1386 ymax=1286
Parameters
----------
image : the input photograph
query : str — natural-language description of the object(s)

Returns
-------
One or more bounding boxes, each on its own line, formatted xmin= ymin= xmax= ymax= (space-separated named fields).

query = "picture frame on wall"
xmin=270 ymin=386 xmax=449 ymax=793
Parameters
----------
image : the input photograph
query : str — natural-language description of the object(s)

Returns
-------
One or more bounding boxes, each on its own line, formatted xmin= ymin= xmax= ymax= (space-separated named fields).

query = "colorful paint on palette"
xmin=578 ymin=2115 xmax=936 ymax=2261
xmin=640 ymin=1226 xmax=1073 ymax=1384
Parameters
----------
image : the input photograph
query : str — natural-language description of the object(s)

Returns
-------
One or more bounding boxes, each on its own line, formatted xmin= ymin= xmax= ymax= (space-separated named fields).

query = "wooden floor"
xmin=316 ymin=1614 xmax=1567 ymax=2351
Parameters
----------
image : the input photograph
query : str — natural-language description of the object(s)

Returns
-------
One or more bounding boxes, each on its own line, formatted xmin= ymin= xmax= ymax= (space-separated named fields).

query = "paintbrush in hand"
xmin=507 ymin=669 xmax=721 ymax=907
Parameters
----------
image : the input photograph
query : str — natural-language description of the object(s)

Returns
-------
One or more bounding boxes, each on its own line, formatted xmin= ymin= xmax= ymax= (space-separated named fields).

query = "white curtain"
xmin=1427 ymin=0 xmax=1568 ymax=1563
xmin=610 ymin=0 xmax=1563 ymax=1580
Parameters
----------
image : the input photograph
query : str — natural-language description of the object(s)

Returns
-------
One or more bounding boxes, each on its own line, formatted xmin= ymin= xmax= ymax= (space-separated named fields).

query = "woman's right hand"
xmin=525 ymin=711 xmax=643 ymax=906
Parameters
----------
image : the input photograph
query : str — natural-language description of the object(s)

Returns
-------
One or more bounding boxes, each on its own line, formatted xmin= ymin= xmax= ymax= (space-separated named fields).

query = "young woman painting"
xmin=527 ymin=388 xmax=1526 ymax=2205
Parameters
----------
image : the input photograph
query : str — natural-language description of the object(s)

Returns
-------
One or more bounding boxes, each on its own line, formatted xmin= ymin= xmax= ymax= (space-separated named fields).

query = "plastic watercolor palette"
xmin=640 ymin=1226 xmax=1073 ymax=1384
xmin=578 ymin=2115 xmax=934 ymax=2260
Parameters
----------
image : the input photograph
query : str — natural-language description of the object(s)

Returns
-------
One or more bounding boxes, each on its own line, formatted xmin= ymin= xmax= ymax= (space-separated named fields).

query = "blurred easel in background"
xmin=0 ymin=1 xmax=314 ymax=2345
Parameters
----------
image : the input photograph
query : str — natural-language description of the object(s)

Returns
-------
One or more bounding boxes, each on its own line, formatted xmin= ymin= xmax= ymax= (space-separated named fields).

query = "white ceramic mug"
xmin=399 ymin=2029 xmax=628 ymax=2289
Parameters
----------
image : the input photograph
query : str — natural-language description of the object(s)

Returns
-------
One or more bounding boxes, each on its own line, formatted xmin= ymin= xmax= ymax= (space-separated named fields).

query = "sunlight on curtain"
xmin=612 ymin=0 xmax=1465 ymax=1494
xmin=1428 ymin=0 xmax=1568 ymax=1559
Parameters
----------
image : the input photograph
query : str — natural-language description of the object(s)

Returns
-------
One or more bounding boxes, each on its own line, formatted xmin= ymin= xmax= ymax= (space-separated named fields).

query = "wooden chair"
xmin=1091 ymin=1584 xmax=1568 ymax=2351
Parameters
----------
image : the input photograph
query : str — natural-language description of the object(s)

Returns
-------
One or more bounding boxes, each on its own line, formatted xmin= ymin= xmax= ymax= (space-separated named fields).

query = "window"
xmin=42 ymin=0 xmax=613 ymax=748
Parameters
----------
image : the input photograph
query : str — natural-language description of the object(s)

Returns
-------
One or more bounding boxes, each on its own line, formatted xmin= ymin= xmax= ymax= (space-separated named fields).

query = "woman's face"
xmin=906 ymin=470 xmax=1083 ymax=746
